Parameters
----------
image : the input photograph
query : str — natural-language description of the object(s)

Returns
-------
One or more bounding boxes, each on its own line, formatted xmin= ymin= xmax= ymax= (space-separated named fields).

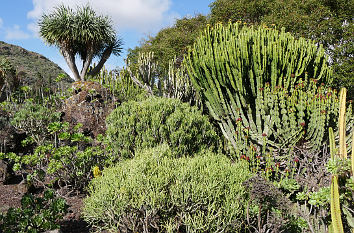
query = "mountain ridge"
xmin=0 ymin=41 xmax=72 ymax=86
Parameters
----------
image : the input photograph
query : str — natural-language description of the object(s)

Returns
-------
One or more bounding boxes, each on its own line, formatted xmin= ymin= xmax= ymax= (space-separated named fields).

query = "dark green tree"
xmin=127 ymin=14 xmax=208 ymax=75
xmin=209 ymin=0 xmax=353 ymax=99
xmin=39 ymin=5 xmax=122 ymax=81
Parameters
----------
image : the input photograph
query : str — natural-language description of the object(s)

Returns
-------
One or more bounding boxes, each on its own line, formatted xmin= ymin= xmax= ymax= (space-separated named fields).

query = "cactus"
xmin=329 ymin=88 xmax=354 ymax=233
xmin=184 ymin=22 xmax=340 ymax=154
xmin=89 ymin=65 xmax=142 ymax=102
xmin=126 ymin=52 xmax=200 ymax=106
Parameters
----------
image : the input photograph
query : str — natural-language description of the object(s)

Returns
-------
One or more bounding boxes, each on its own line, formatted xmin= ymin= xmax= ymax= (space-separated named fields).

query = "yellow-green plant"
xmin=329 ymin=88 xmax=353 ymax=233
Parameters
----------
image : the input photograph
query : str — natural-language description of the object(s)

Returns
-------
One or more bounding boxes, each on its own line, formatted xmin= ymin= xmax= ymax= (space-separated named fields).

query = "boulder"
xmin=0 ymin=109 xmax=29 ymax=154
xmin=61 ymin=81 xmax=118 ymax=138
xmin=0 ymin=160 xmax=11 ymax=184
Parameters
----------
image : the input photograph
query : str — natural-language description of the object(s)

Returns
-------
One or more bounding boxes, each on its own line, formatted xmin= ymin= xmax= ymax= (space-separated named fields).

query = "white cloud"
xmin=0 ymin=17 xmax=3 ymax=28
xmin=5 ymin=25 xmax=31 ymax=40
xmin=28 ymin=0 xmax=175 ymax=34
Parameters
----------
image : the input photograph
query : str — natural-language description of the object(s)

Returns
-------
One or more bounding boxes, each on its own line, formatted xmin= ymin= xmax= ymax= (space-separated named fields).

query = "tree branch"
xmin=87 ymin=45 xmax=113 ymax=77
xmin=60 ymin=47 xmax=80 ymax=81
xmin=80 ymin=45 xmax=95 ymax=80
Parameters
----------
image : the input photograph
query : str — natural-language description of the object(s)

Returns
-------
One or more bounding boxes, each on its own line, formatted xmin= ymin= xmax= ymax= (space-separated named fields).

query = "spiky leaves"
xmin=39 ymin=5 xmax=122 ymax=81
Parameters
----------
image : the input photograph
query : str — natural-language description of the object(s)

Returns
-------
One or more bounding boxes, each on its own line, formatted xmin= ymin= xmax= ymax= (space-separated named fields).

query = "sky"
xmin=0 ymin=0 xmax=213 ymax=78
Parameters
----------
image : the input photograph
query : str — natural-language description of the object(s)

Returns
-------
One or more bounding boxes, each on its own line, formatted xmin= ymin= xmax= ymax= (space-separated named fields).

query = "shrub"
xmin=0 ymin=121 xmax=110 ymax=191
xmin=0 ymin=189 xmax=67 ymax=233
xmin=105 ymin=97 xmax=220 ymax=159
xmin=83 ymin=145 xmax=252 ymax=232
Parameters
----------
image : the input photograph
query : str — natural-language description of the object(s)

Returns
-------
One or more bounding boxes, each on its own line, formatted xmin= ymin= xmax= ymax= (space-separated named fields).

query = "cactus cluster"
xmin=126 ymin=52 xmax=200 ymax=105
xmin=90 ymin=65 xmax=142 ymax=102
xmin=184 ymin=22 xmax=343 ymax=154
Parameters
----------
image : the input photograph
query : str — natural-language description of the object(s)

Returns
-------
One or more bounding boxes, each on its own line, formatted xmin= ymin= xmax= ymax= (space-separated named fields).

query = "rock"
xmin=0 ymin=109 xmax=30 ymax=154
xmin=0 ymin=160 xmax=11 ymax=184
xmin=61 ymin=81 xmax=118 ymax=138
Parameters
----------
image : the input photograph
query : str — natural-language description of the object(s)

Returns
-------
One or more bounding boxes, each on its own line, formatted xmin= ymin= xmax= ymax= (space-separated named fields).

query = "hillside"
xmin=0 ymin=41 xmax=72 ymax=86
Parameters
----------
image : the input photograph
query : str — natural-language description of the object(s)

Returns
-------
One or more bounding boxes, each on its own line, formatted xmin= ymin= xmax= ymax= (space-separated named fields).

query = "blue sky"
xmin=0 ymin=0 xmax=213 ymax=78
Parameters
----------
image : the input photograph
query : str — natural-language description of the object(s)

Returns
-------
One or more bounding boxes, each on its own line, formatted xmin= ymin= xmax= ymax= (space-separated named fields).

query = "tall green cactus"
xmin=185 ymin=22 xmax=337 ymax=153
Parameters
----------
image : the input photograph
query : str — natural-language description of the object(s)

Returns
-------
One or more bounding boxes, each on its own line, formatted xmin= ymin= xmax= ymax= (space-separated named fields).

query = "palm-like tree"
xmin=39 ymin=5 xmax=122 ymax=81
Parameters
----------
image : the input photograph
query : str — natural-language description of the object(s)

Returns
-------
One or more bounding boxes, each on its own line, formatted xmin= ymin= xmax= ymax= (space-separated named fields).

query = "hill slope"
xmin=0 ymin=41 xmax=72 ymax=86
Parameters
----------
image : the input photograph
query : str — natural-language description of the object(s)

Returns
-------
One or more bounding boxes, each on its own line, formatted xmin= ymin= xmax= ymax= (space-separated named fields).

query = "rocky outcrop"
xmin=61 ymin=81 xmax=118 ymax=138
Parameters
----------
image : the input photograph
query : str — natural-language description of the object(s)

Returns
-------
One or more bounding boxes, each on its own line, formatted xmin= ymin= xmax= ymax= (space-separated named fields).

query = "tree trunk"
xmin=60 ymin=48 xmax=80 ymax=81
xmin=87 ymin=45 xmax=113 ymax=77
xmin=80 ymin=45 xmax=95 ymax=81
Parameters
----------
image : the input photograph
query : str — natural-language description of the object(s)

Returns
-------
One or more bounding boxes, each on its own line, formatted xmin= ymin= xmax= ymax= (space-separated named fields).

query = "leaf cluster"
xmin=39 ymin=5 xmax=121 ymax=60
xmin=0 ymin=189 xmax=68 ymax=233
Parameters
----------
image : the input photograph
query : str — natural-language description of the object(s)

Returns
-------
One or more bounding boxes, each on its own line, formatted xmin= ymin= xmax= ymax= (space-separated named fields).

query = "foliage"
xmin=83 ymin=145 xmax=252 ymax=232
xmin=9 ymin=98 xmax=61 ymax=146
xmin=0 ymin=189 xmax=68 ymax=233
xmin=0 ymin=121 xmax=109 ymax=191
xmin=39 ymin=5 xmax=122 ymax=81
xmin=328 ymin=88 xmax=353 ymax=233
xmin=127 ymin=14 xmax=208 ymax=75
xmin=185 ymin=22 xmax=340 ymax=156
xmin=0 ymin=56 xmax=19 ymax=101
xmin=88 ymin=65 xmax=144 ymax=103
xmin=209 ymin=0 xmax=354 ymax=99
xmin=105 ymin=97 xmax=220 ymax=159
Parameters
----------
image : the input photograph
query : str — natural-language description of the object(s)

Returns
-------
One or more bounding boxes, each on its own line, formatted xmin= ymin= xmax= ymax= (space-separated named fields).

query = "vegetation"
xmin=105 ymin=97 xmax=220 ymax=159
xmin=83 ymin=145 xmax=252 ymax=232
xmin=39 ymin=5 xmax=122 ymax=81
xmin=127 ymin=15 xmax=208 ymax=74
xmin=208 ymin=0 xmax=354 ymax=100
xmin=0 ymin=1 xmax=353 ymax=232
xmin=185 ymin=22 xmax=341 ymax=155
xmin=0 ymin=189 xmax=67 ymax=233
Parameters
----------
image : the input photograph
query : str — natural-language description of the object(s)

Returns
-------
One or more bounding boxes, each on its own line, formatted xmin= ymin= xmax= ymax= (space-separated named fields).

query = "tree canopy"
xmin=39 ymin=5 xmax=122 ymax=81
xmin=127 ymin=15 xmax=208 ymax=75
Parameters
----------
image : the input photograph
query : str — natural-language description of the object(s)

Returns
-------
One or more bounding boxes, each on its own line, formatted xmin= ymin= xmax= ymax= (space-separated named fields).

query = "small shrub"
xmin=0 ymin=189 xmax=68 ymax=233
xmin=1 ymin=122 xmax=109 ymax=191
xmin=105 ymin=97 xmax=220 ymax=159
xmin=83 ymin=145 xmax=252 ymax=232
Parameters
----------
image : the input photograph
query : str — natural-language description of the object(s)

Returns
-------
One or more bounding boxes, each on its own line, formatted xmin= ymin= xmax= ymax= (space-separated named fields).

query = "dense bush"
xmin=105 ymin=97 xmax=220 ymax=159
xmin=83 ymin=145 xmax=252 ymax=232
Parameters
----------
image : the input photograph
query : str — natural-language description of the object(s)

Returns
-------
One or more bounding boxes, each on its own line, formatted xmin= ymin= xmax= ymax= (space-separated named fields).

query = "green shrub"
xmin=105 ymin=97 xmax=220 ymax=159
xmin=0 ymin=121 xmax=109 ymax=191
xmin=0 ymin=189 xmax=67 ymax=233
xmin=83 ymin=145 xmax=252 ymax=232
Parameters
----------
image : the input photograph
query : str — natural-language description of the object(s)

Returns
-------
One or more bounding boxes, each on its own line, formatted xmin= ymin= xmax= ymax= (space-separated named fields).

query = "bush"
xmin=83 ymin=145 xmax=252 ymax=232
xmin=0 ymin=189 xmax=67 ymax=233
xmin=105 ymin=97 xmax=220 ymax=159
xmin=0 ymin=121 xmax=110 ymax=191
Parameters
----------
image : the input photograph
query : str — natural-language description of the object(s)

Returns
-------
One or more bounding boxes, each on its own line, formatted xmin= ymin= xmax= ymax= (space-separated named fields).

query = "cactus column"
xmin=185 ymin=22 xmax=335 ymax=154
